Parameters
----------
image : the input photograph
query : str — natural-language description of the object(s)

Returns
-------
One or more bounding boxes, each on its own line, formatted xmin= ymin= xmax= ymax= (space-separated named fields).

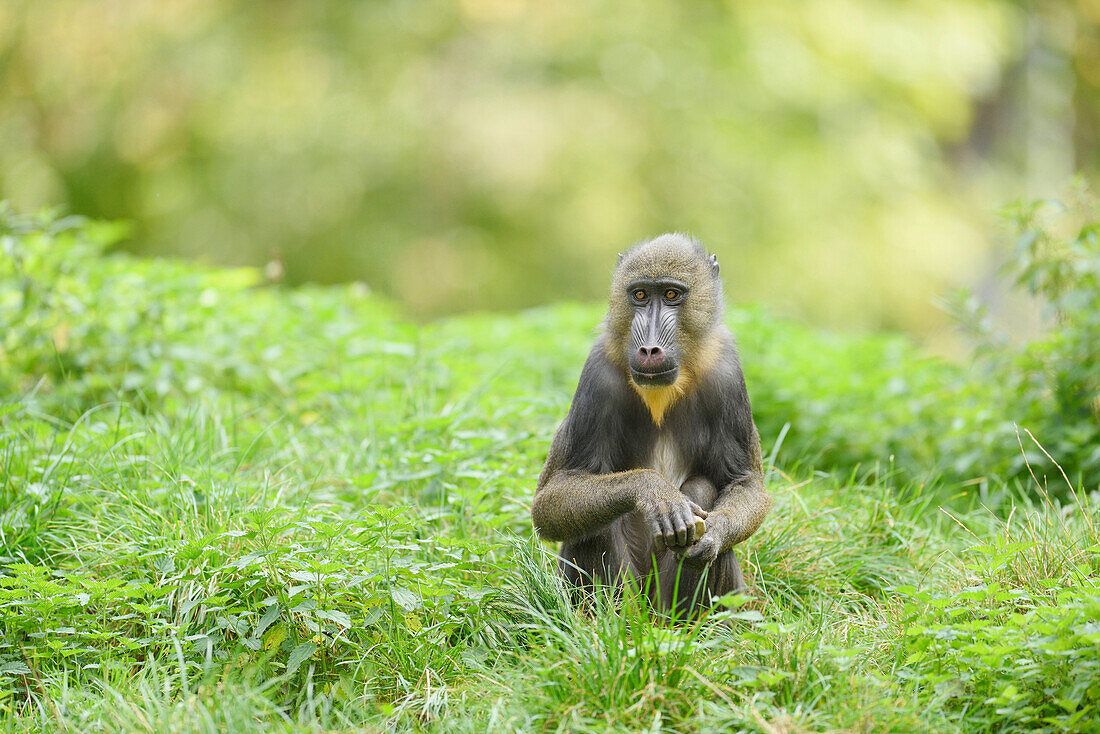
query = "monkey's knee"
xmin=558 ymin=527 xmax=628 ymax=590
xmin=711 ymin=549 xmax=746 ymax=596
xmin=660 ymin=548 xmax=746 ymax=617
xmin=679 ymin=476 xmax=718 ymax=510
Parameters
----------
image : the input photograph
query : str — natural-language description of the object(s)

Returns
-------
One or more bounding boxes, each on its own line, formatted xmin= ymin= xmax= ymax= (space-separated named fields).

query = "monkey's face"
xmin=624 ymin=279 xmax=686 ymax=387
xmin=607 ymin=234 xmax=722 ymax=391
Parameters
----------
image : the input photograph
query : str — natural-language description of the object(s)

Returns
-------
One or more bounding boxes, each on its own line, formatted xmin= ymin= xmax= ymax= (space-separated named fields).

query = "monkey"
xmin=531 ymin=234 xmax=771 ymax=616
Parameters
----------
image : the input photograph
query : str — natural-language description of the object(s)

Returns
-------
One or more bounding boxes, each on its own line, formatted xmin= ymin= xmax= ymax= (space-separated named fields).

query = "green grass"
xmin=3 ymin=210 xmax=1100 ymax=732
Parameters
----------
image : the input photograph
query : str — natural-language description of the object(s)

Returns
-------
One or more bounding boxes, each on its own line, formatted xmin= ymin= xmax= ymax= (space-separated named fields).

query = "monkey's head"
xmin=606 ymin=234 xmax=723 ymax=406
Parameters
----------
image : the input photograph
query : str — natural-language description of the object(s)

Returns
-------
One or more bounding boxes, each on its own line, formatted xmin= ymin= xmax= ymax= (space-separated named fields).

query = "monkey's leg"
xmin=558 ymin=517 xmax=630 ymax=597
xmin=679 ymin=476 xmax=717 ymax=511
xmin=657 ymin=547 xmax=746 ymax=617
xmin=657 ymin=476 xmax=745 ymax=616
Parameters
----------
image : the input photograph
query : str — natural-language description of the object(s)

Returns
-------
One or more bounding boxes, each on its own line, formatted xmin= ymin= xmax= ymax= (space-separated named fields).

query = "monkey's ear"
xmin=617 ymin=252 xmax=624 ymax=265
xmin=708 ymin=253 xmax=719 ymax=277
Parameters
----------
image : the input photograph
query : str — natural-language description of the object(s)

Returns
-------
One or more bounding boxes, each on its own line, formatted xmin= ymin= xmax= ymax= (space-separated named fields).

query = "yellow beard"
xmin=630 ymin=374 xmax=690 ymax=427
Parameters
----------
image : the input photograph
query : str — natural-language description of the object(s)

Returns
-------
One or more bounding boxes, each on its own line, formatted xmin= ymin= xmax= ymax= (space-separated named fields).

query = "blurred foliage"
xmin=1 ymin=0 xmax=1098 ymax=331
xmin=947 ymin=187 xmax=1100 ymax=489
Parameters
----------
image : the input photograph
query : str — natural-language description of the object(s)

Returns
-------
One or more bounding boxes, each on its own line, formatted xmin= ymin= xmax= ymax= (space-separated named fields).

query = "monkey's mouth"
xmin=630 ymin=366 xmax=678 ymax=388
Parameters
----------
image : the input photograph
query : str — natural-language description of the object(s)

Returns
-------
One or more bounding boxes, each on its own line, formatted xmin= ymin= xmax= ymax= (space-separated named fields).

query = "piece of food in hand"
xmin=693 ymin=517 xmax=706 ymax=540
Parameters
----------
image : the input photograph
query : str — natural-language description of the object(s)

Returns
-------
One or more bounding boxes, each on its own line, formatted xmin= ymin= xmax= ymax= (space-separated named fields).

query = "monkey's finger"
xmin=656 ymin=516 xmax=674 ymax=548
xmin=685 ymin=502 xmax=700 ymax=544
xmin=664 ymin=518 xmax=680 ymax=548
xmin=651 ymin=522 xmax=665 ymax=551
xmin=673 ymin=516 xmax=688 ymax=547
xmin=680 ymin=503 xmax=698 ymax=544
xmin=689 ymin=502 xmax=708 ymax=519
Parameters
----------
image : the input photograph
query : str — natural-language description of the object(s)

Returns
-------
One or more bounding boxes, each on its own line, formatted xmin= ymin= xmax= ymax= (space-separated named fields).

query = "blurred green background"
xmin=2 ymin=0 xmax=1098 ymax=335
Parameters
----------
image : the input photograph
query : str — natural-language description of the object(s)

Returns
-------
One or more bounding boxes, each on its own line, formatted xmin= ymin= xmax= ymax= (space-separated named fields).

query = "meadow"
xmin=2 ymin=205 xmax=1099 ymax=732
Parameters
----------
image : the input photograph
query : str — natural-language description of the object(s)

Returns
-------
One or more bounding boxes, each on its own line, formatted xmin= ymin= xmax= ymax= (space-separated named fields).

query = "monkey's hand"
xmin=678 ymin=513 xmax=731 ymax=566
xmin=636 ymin=479 xmax=708 ymax=550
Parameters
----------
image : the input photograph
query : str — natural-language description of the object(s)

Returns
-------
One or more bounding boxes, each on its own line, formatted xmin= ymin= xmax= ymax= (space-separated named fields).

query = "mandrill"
xmin=531 ymin=234 xmax=771 ymax=615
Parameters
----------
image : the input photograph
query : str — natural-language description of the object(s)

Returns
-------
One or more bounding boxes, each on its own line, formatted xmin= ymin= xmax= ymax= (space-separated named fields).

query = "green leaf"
xmin=255 ymin=605 xmax=281 ymax=638
xmin=285 ymin=642 xmax=317 ymax=676
xmin=390 ymin=587 xmax=420 ymax=611
xmin=0 ymin=662 xmax=31 ymax=676
xmin=316 ymin=609 xmax=351 ymax=628
xmin=729 ymin=610 xmax=765 ymax=622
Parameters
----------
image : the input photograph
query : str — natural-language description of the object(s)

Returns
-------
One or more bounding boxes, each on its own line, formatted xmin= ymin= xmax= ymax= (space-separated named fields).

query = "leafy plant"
xmin=898 ymin=585 xmax=1100 ymax=733
xmin=4 ymin=204 xmax=1100 ymax=731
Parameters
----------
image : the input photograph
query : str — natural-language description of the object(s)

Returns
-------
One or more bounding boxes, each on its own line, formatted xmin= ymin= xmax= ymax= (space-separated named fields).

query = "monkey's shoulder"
xmin=555 ymin=341 xmax=655 ymax=472
xmin=693 ymin=329 xmax=748 ymax=395
xmin=564 ymin=340 xmax=635 ymax=421
xmin=665 ymin=331 xmax=757 ymax=476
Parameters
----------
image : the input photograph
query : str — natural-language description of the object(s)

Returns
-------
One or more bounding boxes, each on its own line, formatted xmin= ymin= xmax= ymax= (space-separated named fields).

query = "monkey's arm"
xmin=532 ymin=433 xmax=703 ymax=544
xmin=532 ymin=466 xmax=651 ymax=542
xmin=682 ymin=423 xmax=771 ymax=565
xmin=712 ymin=422 xmax=770 ymax=546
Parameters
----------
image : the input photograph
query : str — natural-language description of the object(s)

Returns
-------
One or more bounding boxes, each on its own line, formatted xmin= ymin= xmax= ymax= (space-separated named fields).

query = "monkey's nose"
xmin=637 ymin=345 xmax=665 ymax=368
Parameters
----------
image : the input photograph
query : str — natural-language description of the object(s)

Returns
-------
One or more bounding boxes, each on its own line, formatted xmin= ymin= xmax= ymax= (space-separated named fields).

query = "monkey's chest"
xmin=646 ymin=433 xmax=690 ymax=489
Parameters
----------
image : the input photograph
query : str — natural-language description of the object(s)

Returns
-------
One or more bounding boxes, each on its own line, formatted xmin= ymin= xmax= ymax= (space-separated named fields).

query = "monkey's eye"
xmin=632 ymin=289 xmax=646 ymax=301
xmin=664 ymin=289 xmax=679 ymax=300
